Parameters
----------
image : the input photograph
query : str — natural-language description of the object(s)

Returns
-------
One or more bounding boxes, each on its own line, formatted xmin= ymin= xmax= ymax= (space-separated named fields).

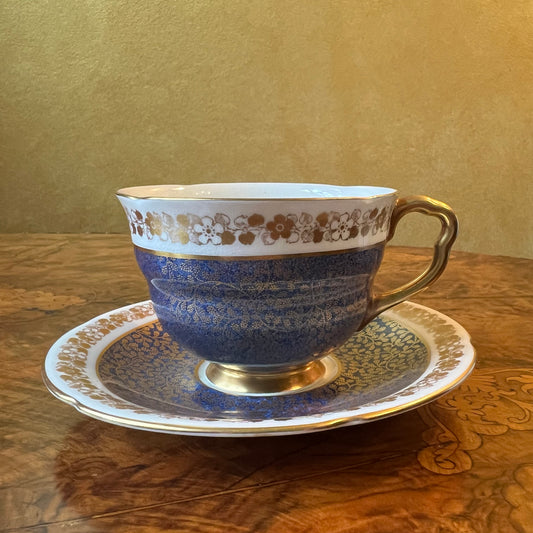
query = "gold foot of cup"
xmin=196 ymin=356 xmax=341 ymax=397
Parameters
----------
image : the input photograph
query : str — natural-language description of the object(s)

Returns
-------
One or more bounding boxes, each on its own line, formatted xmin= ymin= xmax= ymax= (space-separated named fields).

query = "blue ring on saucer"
xmin=97 ymin=315 xmax=429 ymax=420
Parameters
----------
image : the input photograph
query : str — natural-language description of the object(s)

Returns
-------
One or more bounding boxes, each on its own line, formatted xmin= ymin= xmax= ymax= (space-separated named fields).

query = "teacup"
xmin=117 ymin=183 xmax=457 ymax=396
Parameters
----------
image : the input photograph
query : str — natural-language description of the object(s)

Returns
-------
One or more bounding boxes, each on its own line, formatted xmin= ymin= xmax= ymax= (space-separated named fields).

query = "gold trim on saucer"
xmin=42 ymin=361 xmax=475 ymax=435
xmin=42 ymin=300 xmax=476 ymax=437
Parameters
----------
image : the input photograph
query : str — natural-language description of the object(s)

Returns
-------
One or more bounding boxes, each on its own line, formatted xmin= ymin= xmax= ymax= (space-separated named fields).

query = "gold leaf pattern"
xmin=97 ymin=316 xmax=428 ymax=420
xmin=124 ymin=205 xmax=394 ymax=247
xmin=45 ymin=301 xmax=473 ymax=434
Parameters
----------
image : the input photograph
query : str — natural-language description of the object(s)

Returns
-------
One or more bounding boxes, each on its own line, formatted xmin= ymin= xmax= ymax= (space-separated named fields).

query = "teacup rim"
xmin=116 ymin=182 xmax=398 ymax=201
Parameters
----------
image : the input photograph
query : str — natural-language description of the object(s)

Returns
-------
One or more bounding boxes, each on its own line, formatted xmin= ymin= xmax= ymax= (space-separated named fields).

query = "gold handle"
xmin=362 ymin=195 xmax=458 ymax=327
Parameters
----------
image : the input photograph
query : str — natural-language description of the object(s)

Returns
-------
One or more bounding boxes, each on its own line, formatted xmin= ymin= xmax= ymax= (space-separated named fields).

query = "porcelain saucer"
xmin=43 ymin=300 xmax=475 ymax=437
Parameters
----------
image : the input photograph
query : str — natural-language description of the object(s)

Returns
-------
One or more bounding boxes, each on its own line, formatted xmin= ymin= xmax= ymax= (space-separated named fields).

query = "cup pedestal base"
xmin=196 ymin=355 xmax=340 ymax=397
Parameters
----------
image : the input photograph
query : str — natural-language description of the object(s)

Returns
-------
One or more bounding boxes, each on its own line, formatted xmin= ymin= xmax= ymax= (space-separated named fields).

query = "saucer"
xmin=43 ymin=300 xmax=475 ymax=437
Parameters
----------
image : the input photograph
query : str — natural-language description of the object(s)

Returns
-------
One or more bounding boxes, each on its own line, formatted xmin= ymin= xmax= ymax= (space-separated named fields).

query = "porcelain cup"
xmin=117 ymin=183 xmax=457 ymax=396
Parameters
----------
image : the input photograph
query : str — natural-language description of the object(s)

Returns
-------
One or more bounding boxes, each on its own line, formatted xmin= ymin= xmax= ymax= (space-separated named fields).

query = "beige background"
xmin=1 ymin=0 xmax=532 ymax=257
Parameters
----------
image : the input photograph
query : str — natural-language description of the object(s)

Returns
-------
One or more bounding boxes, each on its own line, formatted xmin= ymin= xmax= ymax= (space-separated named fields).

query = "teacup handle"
xmin=362 ymin=195 xmax=458 ymax=327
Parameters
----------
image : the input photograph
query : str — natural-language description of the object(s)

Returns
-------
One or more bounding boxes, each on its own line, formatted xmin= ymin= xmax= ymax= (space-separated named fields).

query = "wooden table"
xmin=2 ymin=234 xmax=533 ymax=532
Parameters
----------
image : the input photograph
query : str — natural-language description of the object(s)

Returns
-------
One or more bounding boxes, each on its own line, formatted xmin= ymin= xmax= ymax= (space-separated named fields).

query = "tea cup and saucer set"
xmin=43 ymin=183 xmax=475 ymax=436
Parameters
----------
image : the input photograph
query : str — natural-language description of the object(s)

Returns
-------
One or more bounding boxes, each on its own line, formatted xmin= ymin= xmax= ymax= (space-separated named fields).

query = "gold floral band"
xmin=124 ymin=205 xmax=394 ymax=249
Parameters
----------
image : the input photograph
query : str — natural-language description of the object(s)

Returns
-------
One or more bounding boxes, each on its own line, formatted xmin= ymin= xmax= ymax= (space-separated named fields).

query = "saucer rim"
xmin=43 ymin=301 xmax=476 ymax=437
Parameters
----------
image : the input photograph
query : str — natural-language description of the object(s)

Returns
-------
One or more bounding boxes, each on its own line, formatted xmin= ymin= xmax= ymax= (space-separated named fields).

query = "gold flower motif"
xmin=124 ymin=205 xmax=394 ymax=247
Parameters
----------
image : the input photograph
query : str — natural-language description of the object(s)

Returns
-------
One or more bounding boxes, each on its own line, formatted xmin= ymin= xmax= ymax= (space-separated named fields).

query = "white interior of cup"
xmin=117 ymin=183 xmax=397 ymax=200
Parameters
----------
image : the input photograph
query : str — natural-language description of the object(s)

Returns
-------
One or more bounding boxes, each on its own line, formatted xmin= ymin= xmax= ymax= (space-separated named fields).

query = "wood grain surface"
xmin=1 ymin=234 xmax=533 ymax=532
